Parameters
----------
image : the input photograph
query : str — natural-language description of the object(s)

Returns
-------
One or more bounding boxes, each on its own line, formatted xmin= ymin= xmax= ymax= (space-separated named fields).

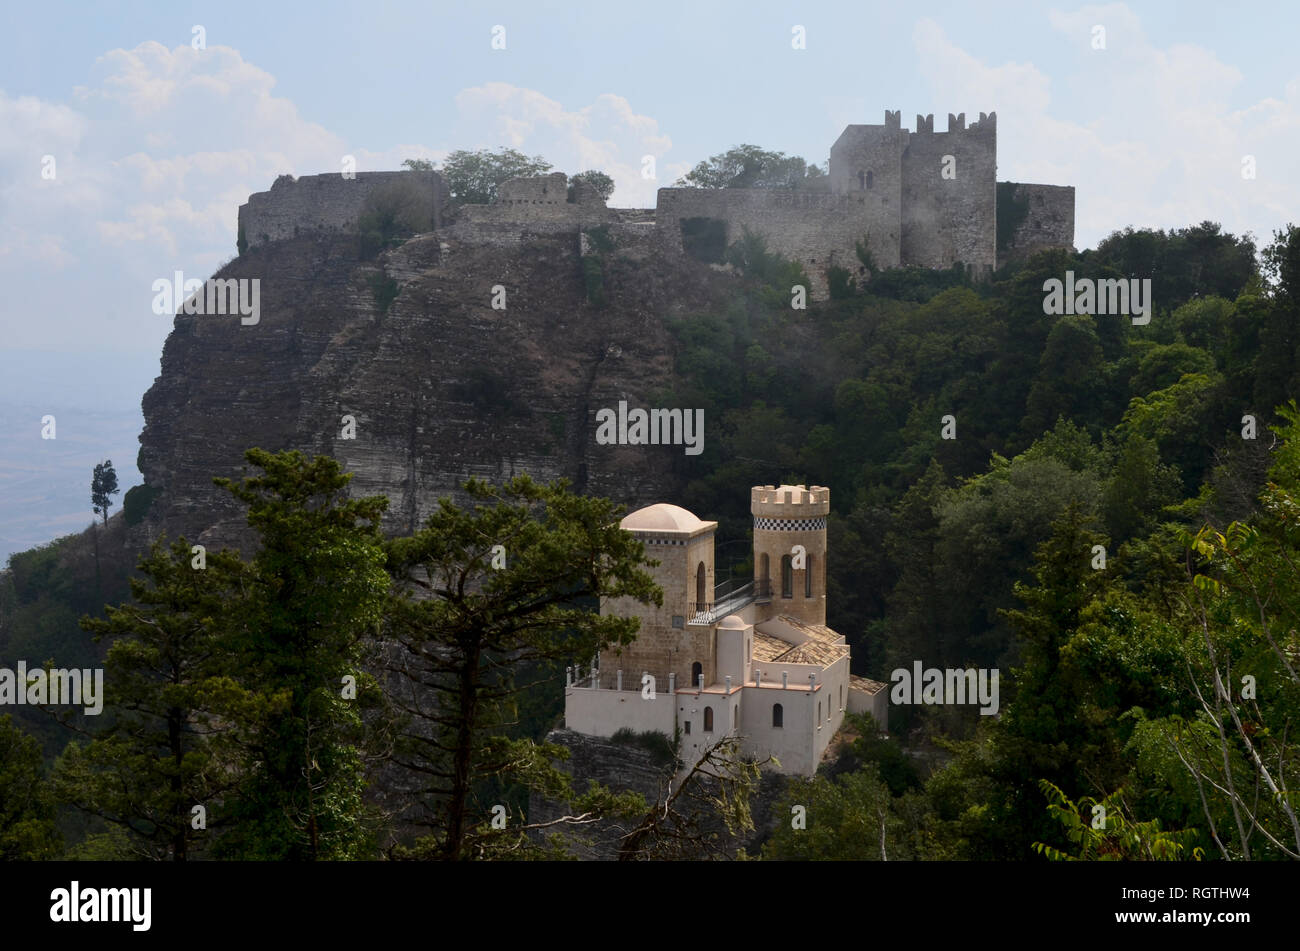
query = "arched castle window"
xmin=696 ymin=562 xmax=706 ymax=607
xmin=773 ymin=703 xmax=783 ymax=728
xmin=781 ymin=555 xmax=793 ymax=599
xmin=866 ymin=170 xmax=874 ymax=189
xmin=704 ymin=706 xmax=714 ymax=732
xmin=692 ymin=661 xmax=703 ymax=688
xmin=805 ymin=554 xmax=814 ymax=599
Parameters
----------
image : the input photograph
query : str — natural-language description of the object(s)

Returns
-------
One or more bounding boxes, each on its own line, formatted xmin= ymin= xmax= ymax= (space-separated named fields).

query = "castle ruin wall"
xmin=654 ymin=187 xmax=883 ymax=299
xmin=237 ymin=170 xmax=449 ymax=249
xmin=999 ymin=182 xmax=1076 ymax=267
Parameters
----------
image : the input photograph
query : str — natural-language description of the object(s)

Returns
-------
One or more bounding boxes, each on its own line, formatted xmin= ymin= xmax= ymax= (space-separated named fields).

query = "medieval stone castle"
xmin=237 ymin=110 xmax=1074 ymax=298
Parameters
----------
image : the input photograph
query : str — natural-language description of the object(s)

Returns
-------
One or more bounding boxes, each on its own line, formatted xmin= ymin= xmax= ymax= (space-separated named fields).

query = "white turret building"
xmin=563 ymin=484 xmax=887 ymax=776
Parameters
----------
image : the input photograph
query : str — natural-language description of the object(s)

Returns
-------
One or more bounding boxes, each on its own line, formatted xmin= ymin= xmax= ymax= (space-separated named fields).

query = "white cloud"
xmin=0 ymin=44 xmax=687 ymax=359
xmin=913 ymin=7 xmax=1300 ymax=249
xmin=451 ymin=83 xmax=684 ymax=207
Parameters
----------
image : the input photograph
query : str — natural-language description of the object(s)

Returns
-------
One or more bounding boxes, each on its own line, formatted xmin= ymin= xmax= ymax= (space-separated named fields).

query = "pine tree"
xmin=53 ymin=538 xmax=257 ymax=860
xmin=382 ymin=475 xmax=661 ymax=860
xmin=988 ymin=501 xmax=1109 ymax=856
xmin=0 ymin=715 xmax=62 ymax=859
xmin=211 ymin=449 xmax=391 ymax=860
xmin=91 ymin=460 xmax=119 ymax=527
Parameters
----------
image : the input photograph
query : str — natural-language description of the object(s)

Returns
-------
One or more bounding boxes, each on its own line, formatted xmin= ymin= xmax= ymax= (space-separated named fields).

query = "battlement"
xmin=910 ymin=110 xmax=994 ymax=135
xmin=751 ymin=484 xmax=831 ymax=518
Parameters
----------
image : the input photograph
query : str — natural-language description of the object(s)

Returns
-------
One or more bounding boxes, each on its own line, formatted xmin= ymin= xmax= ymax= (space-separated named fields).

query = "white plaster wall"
xmin=565 ymin=686 xmax=676 ymax=737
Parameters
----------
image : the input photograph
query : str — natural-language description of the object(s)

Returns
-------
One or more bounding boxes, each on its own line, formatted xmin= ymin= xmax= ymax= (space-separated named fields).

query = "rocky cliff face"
xmin=137 ymin=225 xmax=727 ymax=549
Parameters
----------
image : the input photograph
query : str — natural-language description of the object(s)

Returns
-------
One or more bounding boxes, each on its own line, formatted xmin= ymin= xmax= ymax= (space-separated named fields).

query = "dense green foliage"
xmin=683 ymin=221 xmax=1300 ymax=860
xmin=0 ymin=715 xmax=61 ymax=859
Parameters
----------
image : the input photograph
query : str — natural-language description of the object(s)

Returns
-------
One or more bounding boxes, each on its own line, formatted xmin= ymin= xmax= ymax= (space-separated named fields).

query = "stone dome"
xmin=621 ymin=502 xmax=706 ymax=533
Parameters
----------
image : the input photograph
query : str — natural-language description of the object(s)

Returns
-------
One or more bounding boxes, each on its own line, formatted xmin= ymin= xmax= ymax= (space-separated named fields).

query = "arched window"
xmin=866 ymin=170 xmax=874 ymax=189
xmin=695 ymin=561 xmax=706 ymax=607
xmin=692 ymin=661 xmax=702 ymax=688
xmin=805 ymin=553 xmax=814 ymax=598
xmin=760 ymin=552 xmax=770 ymax=582
xmin=773 ymin=703 xmax=783 ymax=728
xmin=734 ymin=704 xmax=739 ymax=726
xmin=781 ymin=555 xmax=793 ymax=599
xmin=704 ymin=706 xmax=714 ymax=732
xmin=839 ymin=684 xmax=843 ymax=710
xmin=818 ymin=701 xmax=822 ymax=723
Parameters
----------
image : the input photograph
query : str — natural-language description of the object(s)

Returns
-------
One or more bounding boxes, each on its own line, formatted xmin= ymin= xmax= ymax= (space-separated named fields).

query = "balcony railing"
xmin=686 ymin=580 xmax=757 ymax=625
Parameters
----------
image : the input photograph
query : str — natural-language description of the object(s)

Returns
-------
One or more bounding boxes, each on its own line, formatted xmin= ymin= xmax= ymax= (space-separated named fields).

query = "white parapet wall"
xmin=848 ymin=679 xmax=889 ymax=732
xmin=564 ymin=685 xmax=677 ymax=738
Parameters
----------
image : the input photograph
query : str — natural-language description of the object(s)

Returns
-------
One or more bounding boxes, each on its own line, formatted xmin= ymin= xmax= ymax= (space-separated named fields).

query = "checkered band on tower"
xmin=753 ymin=516 xmax=827 ymax=532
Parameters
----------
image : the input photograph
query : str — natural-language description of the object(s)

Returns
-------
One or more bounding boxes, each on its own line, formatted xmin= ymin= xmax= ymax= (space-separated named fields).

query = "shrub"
xmin=122 ymin=485 xmax=162 ymax=526
xmin=583 ymin=256 xmax=607 ymax=307
xmin=368 ymin=271 xmax=400 ymax=315
xmin=610 ymin=728 xmax=678 ymax=767
xmin=357 ymin=179 xmax=435 ymax=259
xmin=681 ymin=217 xmax=728 ymax=264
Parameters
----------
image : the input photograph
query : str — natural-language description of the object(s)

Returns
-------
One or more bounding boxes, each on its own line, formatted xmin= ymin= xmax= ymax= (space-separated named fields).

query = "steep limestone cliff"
xmin=136 ymin=226 xmax=729 ymax=550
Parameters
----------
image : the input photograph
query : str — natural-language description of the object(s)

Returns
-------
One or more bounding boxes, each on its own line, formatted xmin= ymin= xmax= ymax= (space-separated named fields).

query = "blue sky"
xmin=1 ymin=1 xmax=1297 ymax=559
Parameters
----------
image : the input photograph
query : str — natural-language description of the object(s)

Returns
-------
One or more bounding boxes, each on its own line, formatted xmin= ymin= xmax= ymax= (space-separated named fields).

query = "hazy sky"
xmin=1 ymin=0 xmax=1296 ymax=559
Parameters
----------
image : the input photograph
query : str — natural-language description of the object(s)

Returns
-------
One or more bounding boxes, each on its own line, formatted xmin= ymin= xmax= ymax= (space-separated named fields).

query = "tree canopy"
xmin=675 ymin=144 xmax=827 ymax=189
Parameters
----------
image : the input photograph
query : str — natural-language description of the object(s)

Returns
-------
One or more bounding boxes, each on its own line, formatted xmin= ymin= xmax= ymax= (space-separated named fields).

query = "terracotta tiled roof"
xmin=752 ymin=631 xmax=792 ymax=662
xmin=849 ymin=674 xmax=888 ymax=696
xmin=751 ymin=629 xmax=848 ymax=668
xmin=771 ymin=614 xmax=842 ymax=643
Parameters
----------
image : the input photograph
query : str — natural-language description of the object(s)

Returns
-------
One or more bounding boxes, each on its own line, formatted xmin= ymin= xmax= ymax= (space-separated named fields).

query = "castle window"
xmin=704 ymin=706 xmax=714 ymax=732
xmin=781 ymin=555 xmax=793 ymax=598
xmin=818 ymin=701 xmax=822 ymax=723
xmin=692 ymin=661 xmax=703 ymax=688
xmin=773 ymin=703 xmax=783 ymax=728
xmin=684 ymin=720 xmax=691 ymax=735
xmin=839 ymin=684 xmax=843 ymax=710
xmin=696 ymin=561 xmax=706 ymax=607
xmin=805 ymin=553 xmax=814 ymax=598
